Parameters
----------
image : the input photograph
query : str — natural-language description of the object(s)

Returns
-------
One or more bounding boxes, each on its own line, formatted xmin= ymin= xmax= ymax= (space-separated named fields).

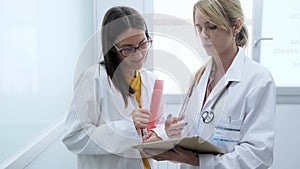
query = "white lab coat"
xmin=181 ymin=47 xmax=276 ymax=169
xmin=62 ymin=64 xmax=167 ymax=169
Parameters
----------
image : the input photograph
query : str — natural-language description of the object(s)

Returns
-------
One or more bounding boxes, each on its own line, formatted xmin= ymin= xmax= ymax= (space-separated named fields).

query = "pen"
xmin=178 ymin=83 xmax=195 ymax=117
xmin=143 ymin=128 xmax=148 ymax=137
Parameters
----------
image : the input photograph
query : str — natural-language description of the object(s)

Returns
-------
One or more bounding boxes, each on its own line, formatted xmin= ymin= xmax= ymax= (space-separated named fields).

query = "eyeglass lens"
xmin=119 ymin=41 xmax=152 ymax=57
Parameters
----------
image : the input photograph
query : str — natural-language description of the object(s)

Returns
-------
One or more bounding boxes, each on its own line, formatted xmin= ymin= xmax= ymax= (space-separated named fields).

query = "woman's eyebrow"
xmin=204 ymin=21 xmax=211 ymax=25
xmin=138 ymin=38 xmax=147 ymax=44
xmin=120 ymin=38 xmax=147 ymax=47
xmin=195 ymin=21 xmax=210 ymax=27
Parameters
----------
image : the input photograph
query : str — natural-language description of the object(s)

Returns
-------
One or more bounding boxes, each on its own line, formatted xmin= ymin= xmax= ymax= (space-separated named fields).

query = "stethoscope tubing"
xmin=201 ymin=81 xmax=233 ymax=123
xmin=178 ymin=73 xmax=233 ymax=124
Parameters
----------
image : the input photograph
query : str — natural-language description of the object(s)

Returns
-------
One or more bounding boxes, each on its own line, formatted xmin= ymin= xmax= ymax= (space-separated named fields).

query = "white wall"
xmin=0 ymin=0 xmax=94 ymax=166
xmin=270 ymin=104 xmax=300 ymax=169
xmin=23 ymin=135 xmax=76 ymax=169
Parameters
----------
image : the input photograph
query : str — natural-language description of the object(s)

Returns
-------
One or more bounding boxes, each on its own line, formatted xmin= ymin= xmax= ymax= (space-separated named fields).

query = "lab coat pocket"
xmin=214 ymin=118 xmax=242 ymax=152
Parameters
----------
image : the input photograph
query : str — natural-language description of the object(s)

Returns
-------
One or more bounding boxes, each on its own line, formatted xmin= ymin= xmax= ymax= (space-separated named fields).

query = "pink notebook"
xmin=147 ymin=80 xmax=164 ymax=131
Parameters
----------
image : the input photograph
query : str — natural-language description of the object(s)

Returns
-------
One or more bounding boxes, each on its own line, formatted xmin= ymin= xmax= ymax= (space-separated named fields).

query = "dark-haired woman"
xmin=62 ymin=6 xmax=167 ymax=169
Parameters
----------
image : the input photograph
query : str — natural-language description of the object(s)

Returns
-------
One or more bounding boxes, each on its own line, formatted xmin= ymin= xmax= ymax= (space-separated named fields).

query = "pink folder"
xmin=147 ymin=80 xmax=164 ymax=131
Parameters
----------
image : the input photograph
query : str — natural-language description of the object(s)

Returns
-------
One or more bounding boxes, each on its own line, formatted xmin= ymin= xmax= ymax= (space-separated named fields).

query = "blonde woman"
xmin=148 ymin=0 xmax=276 ymax=168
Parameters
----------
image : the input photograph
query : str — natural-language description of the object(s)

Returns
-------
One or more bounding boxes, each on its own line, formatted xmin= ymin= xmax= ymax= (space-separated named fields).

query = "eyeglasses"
xmin=113 ymin=40 xmax=152 ymax=57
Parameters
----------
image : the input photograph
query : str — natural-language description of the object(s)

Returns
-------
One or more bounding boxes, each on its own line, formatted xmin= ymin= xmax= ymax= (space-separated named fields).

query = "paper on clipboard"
xmin=133 ymin=136 xmax=225 ymax=154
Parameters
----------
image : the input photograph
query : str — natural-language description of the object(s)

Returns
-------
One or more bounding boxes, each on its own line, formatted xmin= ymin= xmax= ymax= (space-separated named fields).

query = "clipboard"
xmin=133 ymin=136 xmax=225 ymax=154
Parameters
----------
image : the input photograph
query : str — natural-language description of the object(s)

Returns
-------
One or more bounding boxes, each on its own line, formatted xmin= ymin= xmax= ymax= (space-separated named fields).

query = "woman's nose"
xmin=133 ymin=48 xmax=143 ymax=58
xmin=200 ymin=28 xmax=209 ymax=38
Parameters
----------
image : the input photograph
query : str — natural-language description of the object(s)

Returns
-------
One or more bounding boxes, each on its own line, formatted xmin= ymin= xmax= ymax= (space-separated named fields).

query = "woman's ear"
xmin=232 ymin=18 xmax=243 ymax=34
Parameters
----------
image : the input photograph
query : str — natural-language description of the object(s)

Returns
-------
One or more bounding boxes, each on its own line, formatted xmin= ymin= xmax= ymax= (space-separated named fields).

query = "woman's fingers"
xmin=165 ymin=114 xmax=185 ymax=126
xmin=143 ymin=149 xmax=174 ymax=159
xmin=165 ymin=117 xmax=187 ymax=138
xmin=131 ymin=108 xmax=150 ymax=129
xmin=175 ymin=115 xmax=185 ymax=122
xmin=142 ymin=131 xmax=162 ymax=142
xmin=165 ymin=114 xmax=172 ymax=126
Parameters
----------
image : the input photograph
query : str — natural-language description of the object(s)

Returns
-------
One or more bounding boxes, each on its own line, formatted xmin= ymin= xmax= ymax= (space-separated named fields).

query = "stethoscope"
xmin=201 ymin=81 xmax=232 ymax=123
xmin=179 ymin=80 xmax=232 ymax=124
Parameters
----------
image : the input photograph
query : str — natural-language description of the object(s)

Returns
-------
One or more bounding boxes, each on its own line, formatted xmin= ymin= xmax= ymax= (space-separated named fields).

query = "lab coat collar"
xmin=212 ymin=46 xmax=246 ymax=90
xmin=224 ymin=46 xmax=245 ymax=83
xmin=98 ymin=64 xmax=111 ymax=92
xmin=99 ymin=65 xmax=152 ymax=95
xmin=139 ymin=69 xmax=152 ymax=94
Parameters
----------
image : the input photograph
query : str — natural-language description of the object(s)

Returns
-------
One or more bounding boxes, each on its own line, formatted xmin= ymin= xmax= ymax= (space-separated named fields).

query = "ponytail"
xmin=235 ymin=25 xmax=248 ymax=47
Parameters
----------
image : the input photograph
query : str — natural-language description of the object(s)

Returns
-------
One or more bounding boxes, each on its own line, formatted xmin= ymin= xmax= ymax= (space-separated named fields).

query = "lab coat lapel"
xmin=225 ymin=47 xmax=244 ymax=83
xmin=200 ymin=77 xmax=228 ymax=140
xmin=139 ymin=69 xmax=152 ymax=109
xmin=108 ymin=78 xmax=135 ymax=118
xmin=182 ymin=65 xmax=210 ymax=136
xmin=203 ymin=46 xmax=245 ymax=109
xmin=108 ymin=69 xmax=154 ymax=118
xmin=199 ymin=47 xmax=245 ymax=140
xmin=182 ymin=81 xmax=204 ymax=136
xmin=206 ymin=78 xmax=227 ymax=105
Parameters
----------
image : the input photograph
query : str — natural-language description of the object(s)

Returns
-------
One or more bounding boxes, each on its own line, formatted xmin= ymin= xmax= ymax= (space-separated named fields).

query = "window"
xmin=253 ymin=0 xmax=300 ymax=103
xmin=0 ymin=0 xmax=93 ymax=162
xmin=255 ymin=0 xmax=300 ymax=87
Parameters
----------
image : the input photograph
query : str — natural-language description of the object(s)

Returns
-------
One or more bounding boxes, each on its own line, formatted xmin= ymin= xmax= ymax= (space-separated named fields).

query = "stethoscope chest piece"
xmin=201 ymin=109 xmax=214 ymax=124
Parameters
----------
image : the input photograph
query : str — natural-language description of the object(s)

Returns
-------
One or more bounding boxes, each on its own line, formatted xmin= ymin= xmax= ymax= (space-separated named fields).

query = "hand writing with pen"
xmin=130 ymin=108 xmax=162 ymax=142
xmin=142 ymin=113 xmax=186 ymax=142
xmin=142 ymin=114 xmax=199 ymax=166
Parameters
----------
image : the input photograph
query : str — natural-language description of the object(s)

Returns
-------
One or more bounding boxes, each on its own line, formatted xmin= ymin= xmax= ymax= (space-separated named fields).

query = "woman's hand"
xmin=144 ymin=146 xmax=199 ymax=166
xmin=142 ymin=130 xmax=162 ymax=142
xmin=131 ymin=108 xmax=150 ymax=130
xmin=165 ymin=114 xmax=186 ymax=138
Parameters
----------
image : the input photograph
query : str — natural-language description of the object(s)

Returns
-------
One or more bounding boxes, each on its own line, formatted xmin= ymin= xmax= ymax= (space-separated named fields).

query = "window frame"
xmin=252 ymin=0 xmax=300 ymax=104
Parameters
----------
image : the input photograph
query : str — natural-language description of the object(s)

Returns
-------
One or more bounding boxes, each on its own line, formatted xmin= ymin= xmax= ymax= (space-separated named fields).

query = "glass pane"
xmin=260 ymin=0 xmax=300 ymax=87
xmin=0 ymin=0 xmax=93 ymax=163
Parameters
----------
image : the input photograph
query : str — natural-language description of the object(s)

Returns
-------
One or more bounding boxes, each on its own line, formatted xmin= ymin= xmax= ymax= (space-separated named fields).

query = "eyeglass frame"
xmin=113 ymin=39 xmax=153 ymax=57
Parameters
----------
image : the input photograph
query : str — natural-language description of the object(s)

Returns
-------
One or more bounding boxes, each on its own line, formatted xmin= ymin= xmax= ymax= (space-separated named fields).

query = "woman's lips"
xmin=132 ymin=57 xmax=143 ymax=63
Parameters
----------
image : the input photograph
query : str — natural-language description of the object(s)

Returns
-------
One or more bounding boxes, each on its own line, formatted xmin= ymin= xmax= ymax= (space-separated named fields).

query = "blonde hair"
xmin=193 ymin=0 xmax=248 ymax=47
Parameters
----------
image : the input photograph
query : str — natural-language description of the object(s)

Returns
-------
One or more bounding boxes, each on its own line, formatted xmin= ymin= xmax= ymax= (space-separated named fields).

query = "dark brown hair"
xmin=100 ymin=6 xmax=150 ymax=106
